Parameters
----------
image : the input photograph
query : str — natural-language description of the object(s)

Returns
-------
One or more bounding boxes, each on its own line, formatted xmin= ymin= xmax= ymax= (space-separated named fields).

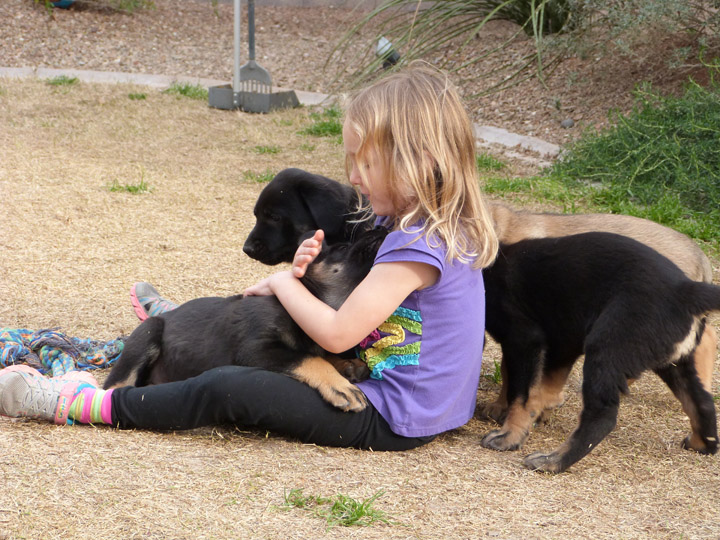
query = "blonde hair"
xmin=344 ymin=62 xmax=499 ymax=268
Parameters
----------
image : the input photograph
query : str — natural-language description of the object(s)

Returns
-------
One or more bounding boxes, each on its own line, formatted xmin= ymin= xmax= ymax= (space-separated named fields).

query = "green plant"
xmin=46 ymin=75 xmax=78 ymax=87
xmin=163 ymin=82 xmax=208 ymax=101
xmin=328 ymin=0 xmax=720 ymax=94
xmin=299 ymin=143 xmax=316 ymax=152
xmin=254 ymin=145 xmax=281 ymax=155
xmin=128 ymin=92 xmax=147 ymax=100
xmin=299 ymin=107 xmax=343 ymax=141
xmin=476 ymin=152 xmax=507 ymax=172
xmin=328 ymin=0 xmax=576 ymax=93
xmin=482 ymin=69 xmax=720 ymax=248
xmin=280 ymin=488 xmax=396 ymax=529
xmin=243 ymin=169 xmax=276 ymax=183
xmin=108 ymin=178 xmax=152 ymax=194
xmin=546 ymin=77 xmax=720 ymax=244
xmin=485 ymin=360 xmax=503 ymax=384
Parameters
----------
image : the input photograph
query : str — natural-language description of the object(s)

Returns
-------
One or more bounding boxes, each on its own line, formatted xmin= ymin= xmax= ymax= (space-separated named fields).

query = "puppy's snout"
xmin=242 ymin=242 xmax=256 ymax=257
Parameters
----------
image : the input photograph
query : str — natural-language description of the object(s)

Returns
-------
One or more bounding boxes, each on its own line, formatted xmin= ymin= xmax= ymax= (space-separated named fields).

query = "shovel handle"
xmin=248 ymin=0 xmax=256 ymax=62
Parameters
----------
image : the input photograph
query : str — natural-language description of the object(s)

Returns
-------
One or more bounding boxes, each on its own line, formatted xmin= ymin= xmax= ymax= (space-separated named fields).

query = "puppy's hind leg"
xmin=694 ymin=322 xmax=717 ymax=394
xmin=103 ymin=317 xmax=165 ymax=389
xmin=655 ymin=355 xmax=718 ymax=455
xmin=290 ymin=356 xmax=368 ymax=412
xmin=524 ymin=350 xmax=624 ymax=474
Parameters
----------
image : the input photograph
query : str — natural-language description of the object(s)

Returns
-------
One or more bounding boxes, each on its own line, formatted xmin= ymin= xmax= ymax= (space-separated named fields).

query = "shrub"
xmin=328 ymin=0 xmax=720 ymax=94
xmin=547 ymin=76 xmax=720 ymax=243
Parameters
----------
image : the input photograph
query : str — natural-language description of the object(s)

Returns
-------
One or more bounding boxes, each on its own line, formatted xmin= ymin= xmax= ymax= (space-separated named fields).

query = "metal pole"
xmin=233 ymin=0 xmax=242 ymax=93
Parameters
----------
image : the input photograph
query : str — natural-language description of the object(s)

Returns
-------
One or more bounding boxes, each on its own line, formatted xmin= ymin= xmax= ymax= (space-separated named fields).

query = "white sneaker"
xmin=0 ymin=366 xmax=91 ymax=424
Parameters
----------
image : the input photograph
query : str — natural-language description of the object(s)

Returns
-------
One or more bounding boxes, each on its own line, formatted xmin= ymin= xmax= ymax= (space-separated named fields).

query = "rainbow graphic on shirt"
xmin=357 ymin=306 xmax=422 ymax=380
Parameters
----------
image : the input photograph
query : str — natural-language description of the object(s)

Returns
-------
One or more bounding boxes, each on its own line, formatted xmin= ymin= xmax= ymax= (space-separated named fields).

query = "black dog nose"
xmin=243 ymin=242 xmax=256 ymax=257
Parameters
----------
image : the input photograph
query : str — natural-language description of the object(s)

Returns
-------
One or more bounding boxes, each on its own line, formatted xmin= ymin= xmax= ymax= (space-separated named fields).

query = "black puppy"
xmin=104 ymin=227 xmax=389 ymax=412
xmin=243 ymin=168 xmax=372 ymax=265
xmin=480 ymin=232 xmax=719 ymax=473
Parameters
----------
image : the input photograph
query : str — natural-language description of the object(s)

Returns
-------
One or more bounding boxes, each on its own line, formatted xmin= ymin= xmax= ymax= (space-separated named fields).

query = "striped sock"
xmin=67 ymin=387 xmax=114 ymax=424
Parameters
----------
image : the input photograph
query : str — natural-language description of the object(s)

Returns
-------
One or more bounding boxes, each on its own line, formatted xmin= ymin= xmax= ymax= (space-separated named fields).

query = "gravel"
xmin=0 ymin=0 xmax=702 ymax=149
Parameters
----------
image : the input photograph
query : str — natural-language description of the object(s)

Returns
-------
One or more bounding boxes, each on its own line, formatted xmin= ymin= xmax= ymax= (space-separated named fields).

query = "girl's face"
xmin=343 ymin=120 xmax=396 ymax=217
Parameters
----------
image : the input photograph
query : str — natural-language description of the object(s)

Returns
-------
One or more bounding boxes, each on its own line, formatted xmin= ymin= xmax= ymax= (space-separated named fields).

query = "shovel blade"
xmin=238 ymin=60 xmax=272 ymax=93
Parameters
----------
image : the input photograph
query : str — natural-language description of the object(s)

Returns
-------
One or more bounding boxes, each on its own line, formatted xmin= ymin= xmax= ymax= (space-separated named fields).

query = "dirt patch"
xmin=1 ymin=75 xmax=719 ymax=540
xmin=1 ymin=2 xmax=720 ymax=539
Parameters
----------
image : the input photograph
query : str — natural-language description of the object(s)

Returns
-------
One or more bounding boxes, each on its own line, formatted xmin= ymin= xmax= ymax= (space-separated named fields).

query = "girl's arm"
xmin=259 ymin=260 xmax=437 ymax=354
xmin=244 ymin=230 xmax=439 ymax=353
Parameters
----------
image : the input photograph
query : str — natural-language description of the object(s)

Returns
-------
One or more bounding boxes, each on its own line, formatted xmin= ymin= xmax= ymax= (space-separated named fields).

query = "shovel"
xmin=238 ymin=0 xmax=272 ymax=94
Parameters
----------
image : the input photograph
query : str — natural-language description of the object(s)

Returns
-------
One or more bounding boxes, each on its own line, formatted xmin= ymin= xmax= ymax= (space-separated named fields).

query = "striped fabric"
xmin=0 ymin=328 xmax=124 ymax=377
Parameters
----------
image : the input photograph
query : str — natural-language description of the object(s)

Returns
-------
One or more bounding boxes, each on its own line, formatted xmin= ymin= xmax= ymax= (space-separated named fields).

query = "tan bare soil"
xmin=0 ymin=2 xmax=719 ymax=539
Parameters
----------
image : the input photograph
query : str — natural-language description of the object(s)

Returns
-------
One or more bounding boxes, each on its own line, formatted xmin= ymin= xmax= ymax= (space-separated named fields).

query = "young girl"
xmin=0 ymin=63 xmax=498 ymax=451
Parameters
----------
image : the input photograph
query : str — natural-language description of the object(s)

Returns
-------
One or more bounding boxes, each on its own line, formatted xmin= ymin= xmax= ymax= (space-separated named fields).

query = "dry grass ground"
xmin=1 ymin=78 xmax=719 ymax=540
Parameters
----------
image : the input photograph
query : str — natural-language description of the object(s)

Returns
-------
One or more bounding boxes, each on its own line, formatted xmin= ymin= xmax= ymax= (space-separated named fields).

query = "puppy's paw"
xmin=339 ymin=359 xmax=370 ymax=383
xmin=325 ymin=355 xmax=370 ymax=382
xmin=479 ymin=401 xmax=508 ymax=424
xmin=682 ymin=433 xmax=718 ymax=455
xmin=523 ymin=451 xmax=564 ymax=474
xmin=480 ymin=428 xmax=528 ymax=451
xmin=291 ymin=357 xmax=368 ymax=412
xmin=540 ymin=391 xmax=566 ymax=411
xmin=320 ymin=380 xmax=368 ymax=412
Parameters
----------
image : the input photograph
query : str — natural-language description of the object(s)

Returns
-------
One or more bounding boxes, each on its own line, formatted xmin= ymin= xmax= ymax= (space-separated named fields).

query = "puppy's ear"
xmin=299 ymin=177 xmax=358 ymax=243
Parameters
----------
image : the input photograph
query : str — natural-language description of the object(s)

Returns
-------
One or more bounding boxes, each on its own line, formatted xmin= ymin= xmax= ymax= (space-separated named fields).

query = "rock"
xmin=561 ymin=118 xmax=575 ymax=129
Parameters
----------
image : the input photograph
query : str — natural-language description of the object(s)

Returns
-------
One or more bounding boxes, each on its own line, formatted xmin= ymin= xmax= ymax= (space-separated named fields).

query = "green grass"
xmin=484 ymin=360 xmax=502 ymax=385
xmin=254 ymin=145 xmax=281 ymax=155
xmin=476 ymin=152 xmax=507 ymax=172
xmin=128 ymin=92 xmax=147 ymax=101
xmin=280 ymin=488 xmax=396 ymax=529
xmin=547 ymin=79 xmax=720 ymax=243
xmin=163 ymin=82 xmax=208 ymax=100
xmin=299 ymin=106 xmax=343 ymax=142
xmin=46 ymin=75 xmax=78 ymax=87
xmin=243 ymin=169 xmax=276 ymax=183
xmin=487 ymin=75 xmax=720 ymax=249
xmin=108 ymin=178 xmax=152 ymax=194
xmin=299 ymin=142 xmax=316 ymax=152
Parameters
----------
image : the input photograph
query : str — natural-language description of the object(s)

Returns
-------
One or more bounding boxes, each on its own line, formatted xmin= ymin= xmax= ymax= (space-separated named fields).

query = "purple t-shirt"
xmin=356 ymin=223 xmax=486 ymax=438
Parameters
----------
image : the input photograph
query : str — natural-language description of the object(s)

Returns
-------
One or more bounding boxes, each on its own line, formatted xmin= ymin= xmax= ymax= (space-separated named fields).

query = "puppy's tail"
xmin=681 ymin=281 xmax=720 ymax=316
xmin=102 ymin=317 xmax=165 ymax=389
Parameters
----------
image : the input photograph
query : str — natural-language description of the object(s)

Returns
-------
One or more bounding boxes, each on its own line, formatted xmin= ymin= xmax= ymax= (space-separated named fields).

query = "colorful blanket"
xmin=0 ymin=328 xmax=124 ymax=377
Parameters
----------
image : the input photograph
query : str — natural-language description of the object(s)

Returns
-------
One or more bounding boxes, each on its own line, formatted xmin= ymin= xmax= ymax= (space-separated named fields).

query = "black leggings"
xmin=110 ymin=366 xmax=434 ymax=451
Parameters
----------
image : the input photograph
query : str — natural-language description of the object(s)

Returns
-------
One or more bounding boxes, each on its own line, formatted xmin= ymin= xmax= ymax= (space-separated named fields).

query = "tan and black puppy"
xmin=485 ymin=202 xmax=716 ymax=423
xmin=481 ymin=232 xmax=718 ymax=473
xmin=104 ymin=227 xmax=389 ymax=412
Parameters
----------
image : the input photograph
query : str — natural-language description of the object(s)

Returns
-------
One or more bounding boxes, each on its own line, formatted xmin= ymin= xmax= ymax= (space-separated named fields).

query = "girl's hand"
xmin=243 ymin=275 xmax=275 ymax=297
xmin=292 ymin=229 xmax=325 ymax=278
xmin=243 ymin=271 xmax=294 ymax=297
